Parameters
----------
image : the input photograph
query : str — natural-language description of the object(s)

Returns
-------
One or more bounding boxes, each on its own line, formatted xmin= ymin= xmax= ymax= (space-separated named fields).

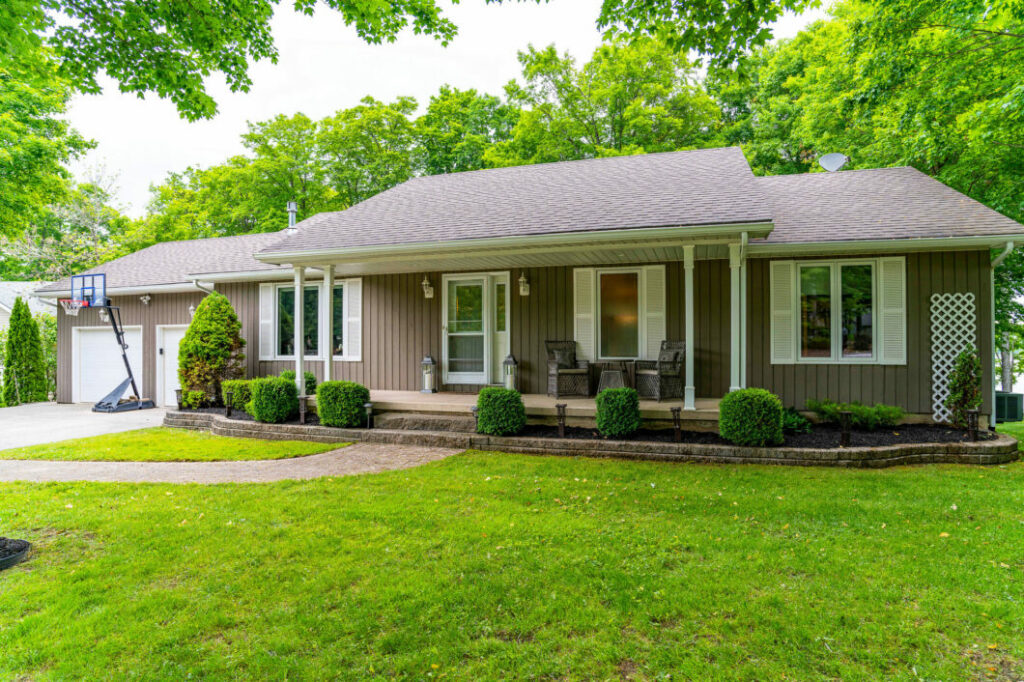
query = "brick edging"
xmin=163 ymin=411 xmax=1020 ymax=468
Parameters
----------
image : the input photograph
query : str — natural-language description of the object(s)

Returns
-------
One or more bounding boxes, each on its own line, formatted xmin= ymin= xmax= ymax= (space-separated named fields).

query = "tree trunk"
xmin=1001 ymin=347 xmax=1013 ymax=392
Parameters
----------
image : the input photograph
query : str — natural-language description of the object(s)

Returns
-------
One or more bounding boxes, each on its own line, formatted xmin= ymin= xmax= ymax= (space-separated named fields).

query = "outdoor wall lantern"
xmin=503 ymin=354 xmax=519 ymax=391
xmin=98 ymin=307 xmax=110 ymax=323
xmin=422 ymin=275 xmax=434 ymax=299
xmin=518 ymin=273 xmax=530 ymax=296
xmin=140 ymin=294 xmax=151 ymax=306
xmin=421 ymin=355 xmax=438 ymax=393
xmin=188 ymin=304 xmax=196 ymax=318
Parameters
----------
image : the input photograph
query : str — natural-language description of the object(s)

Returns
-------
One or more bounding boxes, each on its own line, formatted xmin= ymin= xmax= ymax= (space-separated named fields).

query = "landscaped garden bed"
xmin=0 ymin=537 xmax=30 ymax=571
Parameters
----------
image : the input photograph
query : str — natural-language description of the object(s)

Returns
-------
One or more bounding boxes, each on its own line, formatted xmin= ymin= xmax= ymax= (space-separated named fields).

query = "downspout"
xmin=990 ymin=242 xmax=1013 ymax=427
xmin=190 ymin=279 xmax=215 ymax=294
xmin=32 ymin=294 xmax=58 ymax=309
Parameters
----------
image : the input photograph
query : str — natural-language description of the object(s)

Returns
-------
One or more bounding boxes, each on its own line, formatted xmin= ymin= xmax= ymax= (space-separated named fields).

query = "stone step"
xmin=374 ymin=411 xmax=477 ymax=433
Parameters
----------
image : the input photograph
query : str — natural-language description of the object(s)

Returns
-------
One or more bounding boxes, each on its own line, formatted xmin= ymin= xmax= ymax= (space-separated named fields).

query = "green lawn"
xmin=997 ymin=421 xmax=1024 ymax=449
xmin=0 ymin=427 xmax=346 ymax=462
xmin=0 ymin=453 xmax=1021 ymax=680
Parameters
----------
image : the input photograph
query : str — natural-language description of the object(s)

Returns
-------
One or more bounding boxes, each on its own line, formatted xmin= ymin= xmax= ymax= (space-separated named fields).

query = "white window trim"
xmin=596 ymin=266 xmax=646 ymax=361
xmin=793 ymin=258 xmax=878 ymax=365
xmin=273 ymin=282 xmax=324 ymax=361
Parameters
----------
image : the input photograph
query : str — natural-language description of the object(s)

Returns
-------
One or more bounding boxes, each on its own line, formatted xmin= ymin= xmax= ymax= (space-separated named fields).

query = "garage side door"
xmin=74 ymin=327 xmax=143 ymax=403
xmin=159 ymin=326 xmax=188 ymax=407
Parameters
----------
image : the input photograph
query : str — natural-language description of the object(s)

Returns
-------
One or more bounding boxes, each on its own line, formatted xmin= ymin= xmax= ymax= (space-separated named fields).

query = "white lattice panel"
xmin=930 ymin=293 xmax=976 ymax=422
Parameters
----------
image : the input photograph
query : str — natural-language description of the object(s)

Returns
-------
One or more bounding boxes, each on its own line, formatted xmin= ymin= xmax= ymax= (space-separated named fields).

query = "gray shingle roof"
xmin=258 ymin=147 xmax=772 ymax=255
xmin=36 ymin=231 xmax=286 ymax=294
xmin=757 ymin=167 xmax=1023 ymax=244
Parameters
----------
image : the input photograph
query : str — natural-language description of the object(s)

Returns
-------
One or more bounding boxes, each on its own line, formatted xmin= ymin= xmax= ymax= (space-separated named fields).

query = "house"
xmin=35 ymin=147 xmax=1024 ymax=425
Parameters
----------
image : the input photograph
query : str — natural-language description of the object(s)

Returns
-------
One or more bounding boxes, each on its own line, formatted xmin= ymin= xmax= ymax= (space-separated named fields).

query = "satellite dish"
xmin=819 ymin=153 xmax=850 ymax=172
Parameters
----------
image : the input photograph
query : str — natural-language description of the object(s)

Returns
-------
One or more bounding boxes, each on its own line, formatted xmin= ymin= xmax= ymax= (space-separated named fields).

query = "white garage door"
xmin=74 ymin=327 xmax=143 ymax=403
xmin=158 ymin=326 xmax=188 ymax=407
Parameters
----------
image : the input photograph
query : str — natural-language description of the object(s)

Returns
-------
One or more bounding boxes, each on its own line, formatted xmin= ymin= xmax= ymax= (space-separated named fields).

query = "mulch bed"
xmin=518 ymin=423 xmax=992 ymax=449
xmin=185 ymin=406 xmax=321 ymax=426
xmin=0 ymin=537 xmax=31 ymax=571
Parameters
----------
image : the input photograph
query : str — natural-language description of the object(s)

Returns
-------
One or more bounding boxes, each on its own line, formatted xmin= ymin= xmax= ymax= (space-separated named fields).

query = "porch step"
xmin=374 ymin=411 xmax=477 ymax=433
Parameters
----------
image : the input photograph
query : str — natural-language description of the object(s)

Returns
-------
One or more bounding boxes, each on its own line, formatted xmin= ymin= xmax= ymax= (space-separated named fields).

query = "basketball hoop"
xmin=59 ymin=299 xmax=87 ymax=316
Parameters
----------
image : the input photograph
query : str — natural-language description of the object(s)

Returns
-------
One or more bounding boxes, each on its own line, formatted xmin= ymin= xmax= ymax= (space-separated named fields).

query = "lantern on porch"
xmin=503 ymin=354 xmax=519 ymax=391
xmin=421 ymin=355 xmax=438 ymax=393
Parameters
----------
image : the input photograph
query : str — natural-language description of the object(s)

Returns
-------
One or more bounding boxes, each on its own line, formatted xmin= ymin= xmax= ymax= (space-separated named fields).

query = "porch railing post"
xmin=683 ymin=245 xmax=696 ymax=410
xmin=294 ymin=266 xmax=306 ymax=399
xmin=323 ymin=264 xmax=334 ymax=383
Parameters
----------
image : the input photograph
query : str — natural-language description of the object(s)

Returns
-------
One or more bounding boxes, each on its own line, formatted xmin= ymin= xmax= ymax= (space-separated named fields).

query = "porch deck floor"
xmin=368 ymin=390 xmax=721 ymax=421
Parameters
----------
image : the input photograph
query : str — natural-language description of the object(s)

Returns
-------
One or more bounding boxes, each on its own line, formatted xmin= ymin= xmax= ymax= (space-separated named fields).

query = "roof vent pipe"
xmin=286 ymin=201 xmax=298 ymax=234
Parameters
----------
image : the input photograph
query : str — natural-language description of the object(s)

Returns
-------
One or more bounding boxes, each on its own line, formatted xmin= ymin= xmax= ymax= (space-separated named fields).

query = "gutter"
xmin=746 ymin=235 xmax=1024 ymax=257
xmin=34 ymin=281 xmax=208 ymax=299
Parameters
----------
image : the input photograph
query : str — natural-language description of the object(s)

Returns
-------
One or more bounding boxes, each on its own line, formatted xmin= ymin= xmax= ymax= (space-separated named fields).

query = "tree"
xmin=415 ymin=86 xmax=519 ymax=175
xmin=3 ymin=297 xmax=48 ymax=405
xmin=485 ymin=39 xmax=722 ymax=166
xmin=5 ymin=0 xmax=460 ymax=121
xmin=178 ymin=292 xmax=246 ymax=405
xmin=35 ymin=312 xmax=57 ymax=398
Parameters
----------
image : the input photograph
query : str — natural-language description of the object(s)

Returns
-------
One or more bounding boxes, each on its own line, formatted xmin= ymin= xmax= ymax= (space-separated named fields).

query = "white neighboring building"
xmin=0 ymin=280 xmax=53 ymax=333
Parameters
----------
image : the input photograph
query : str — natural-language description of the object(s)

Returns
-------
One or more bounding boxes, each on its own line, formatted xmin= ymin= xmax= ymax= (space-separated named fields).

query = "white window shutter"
xmin=769 ymin=261 xmax=796 ymax=364
xmin=259 ymin=283 xmax=275 ymax=360
xmin=878 ymin=257 xmax=907 ymax=365
xmin=344 ymin=278 xmax=362 ymax=361
xmin=643 ymin=265 xmax=667 ymax=359
xmin=573 ymin=268 xmax=596 ymax=361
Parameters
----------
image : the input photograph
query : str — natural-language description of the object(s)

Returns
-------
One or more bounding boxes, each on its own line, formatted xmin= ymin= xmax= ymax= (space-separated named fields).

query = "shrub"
xmin=178 ymin=292 xmax=245 ymax=405
xmin=782 ymin=407 xmax=812 ymax=434
xmin=476 ymin=387 xmax=527 ymax=436
xmin=3 ymin=297 xmax=47 ymax=406
xmin=317 ymin=381 xmax=370 ymax=428
xmin=280 ymin=369 xmax=317 ymax=395
xmin=945 ymin=347 xmax=982 ymax=428
xmin=220 ymin=379 xmax=253 ymax=412
xmin=247 ymin=377 xmax=298 ymax=424
xmin=806 ymin=399 xmax=905 ymax=431
xmin=181 ymin=390 xmax=207 ymax=409
xmin=719 ymin=388 xmax=784 ymax=446
xmin=595 ymin=387 xmax=641 ymax=439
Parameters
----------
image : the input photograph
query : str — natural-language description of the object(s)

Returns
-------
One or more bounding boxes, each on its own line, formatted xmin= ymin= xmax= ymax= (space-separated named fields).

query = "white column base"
xmin=684 ymin=386 xmax=696 ymax=410
xmin=729 ymin=385 xmax=741 ymax=393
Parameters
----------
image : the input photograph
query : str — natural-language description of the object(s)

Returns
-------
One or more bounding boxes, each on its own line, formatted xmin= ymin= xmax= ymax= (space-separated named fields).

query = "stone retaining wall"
xmin=162 ymin=411 xmax=1019 ymax=468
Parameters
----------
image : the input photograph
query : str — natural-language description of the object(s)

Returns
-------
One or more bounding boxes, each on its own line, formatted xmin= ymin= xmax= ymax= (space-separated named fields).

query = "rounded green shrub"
xmin=178 ymin=292 xmax=246 ymax=405
xmin=247 ymin=377 xmax=298 ymax=424
xmin=220 ymin=379 xmax=253 ymax=412
xmin=182 ymin=390 xmax=207 ymax=409
xmin=476 ymin=387 xmax=527 ymax=436
xmin=317 ymin=381 xmax=370 ymax=428
xmin=595 ymin=387 xmax=641 ymax=439
xmin=719 ymin=388 xmax=784 ymax=446
xmin=280 ymin=369 xmax=317 ymax=395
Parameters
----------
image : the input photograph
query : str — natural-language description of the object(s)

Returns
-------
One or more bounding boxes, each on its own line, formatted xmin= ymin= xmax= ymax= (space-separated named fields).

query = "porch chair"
xmin=635 ymin=340 xmax=685 ymax=402
xmin=545 ymin=340 xmax=590 ymax=398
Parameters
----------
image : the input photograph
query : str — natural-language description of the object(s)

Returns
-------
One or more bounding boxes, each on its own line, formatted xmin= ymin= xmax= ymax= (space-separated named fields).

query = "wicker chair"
xmin=635 ymin=340 xmax=685 ymax=401
xmin=545 ymin=340 xmax=590 ymax=398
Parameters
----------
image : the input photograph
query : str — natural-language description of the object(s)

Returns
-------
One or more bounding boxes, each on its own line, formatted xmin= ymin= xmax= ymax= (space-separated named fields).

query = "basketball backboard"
xmin=70 ymin=273 xmax=107 ymax=307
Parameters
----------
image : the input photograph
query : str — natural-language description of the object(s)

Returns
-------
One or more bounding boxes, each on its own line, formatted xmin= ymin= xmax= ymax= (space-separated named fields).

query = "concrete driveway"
xmin=0 ymin=403 xmax=166 ymax=450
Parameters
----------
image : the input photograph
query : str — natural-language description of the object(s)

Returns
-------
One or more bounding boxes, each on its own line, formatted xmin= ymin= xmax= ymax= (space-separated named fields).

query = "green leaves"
xmin=178 ymin=292 xmax=246 ymax=403
xmin=2 ymin=297 xmax=48 ymax=406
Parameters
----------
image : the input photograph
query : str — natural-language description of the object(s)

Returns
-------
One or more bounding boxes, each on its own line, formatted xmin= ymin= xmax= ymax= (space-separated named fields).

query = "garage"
xmin=72 ymin=326 xmax=143 ymax=403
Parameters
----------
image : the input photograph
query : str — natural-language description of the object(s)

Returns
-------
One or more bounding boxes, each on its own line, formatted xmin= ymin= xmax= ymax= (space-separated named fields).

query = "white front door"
xmin=442 ymin=273 xmax=510 ymax=385
xmin=157 ymin=325 xmax=189 ymax=406
xmin=73 ymin=327 xmax=143 ymax=403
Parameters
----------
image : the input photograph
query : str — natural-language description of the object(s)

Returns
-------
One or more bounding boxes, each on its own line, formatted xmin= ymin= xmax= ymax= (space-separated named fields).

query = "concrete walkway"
xmin=0 ymin=442 xmax=461 ymax=483
xmin=0 ymin=402 xmax=166 ymax=450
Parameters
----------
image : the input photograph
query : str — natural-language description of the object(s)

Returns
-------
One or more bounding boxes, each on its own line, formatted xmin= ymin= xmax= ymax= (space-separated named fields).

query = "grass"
xmin=996 ymin=421 xmax=1024 ymax=450
xmin=0 ymin=453 xmax=1022 ymax=680
xmin=0 ymin=427 xmax=347 ymax=462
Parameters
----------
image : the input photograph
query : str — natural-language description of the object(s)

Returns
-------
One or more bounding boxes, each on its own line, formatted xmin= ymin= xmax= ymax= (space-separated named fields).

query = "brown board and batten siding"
xmin=232 ymin=261 xmax=732 ymax=398
xmin=746 ymin=250 xmax=993 ymax=414
xmin=55 ymin=291 xmax=206 ymax=403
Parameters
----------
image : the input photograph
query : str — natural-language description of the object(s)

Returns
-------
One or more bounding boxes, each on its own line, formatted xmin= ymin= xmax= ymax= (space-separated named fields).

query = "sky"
xmin=66 ymin=1 xmax=826 ymax=217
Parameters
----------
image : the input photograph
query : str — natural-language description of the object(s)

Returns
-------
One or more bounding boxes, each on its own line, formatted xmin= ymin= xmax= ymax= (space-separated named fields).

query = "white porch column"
xmin=683 ymin=245 xmax=696 ymax=410
xmin=729 ymin=243 xmax=743 ymax=392
xmin=323 ymin=264 xmax=334 ymax=383
xmin=293 ymin=266 xmax=305 ymax=398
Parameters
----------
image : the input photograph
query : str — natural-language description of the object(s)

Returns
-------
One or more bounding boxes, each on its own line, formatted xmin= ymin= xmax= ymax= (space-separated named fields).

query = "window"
xmin=277 ymin=285 xmax=319 ymax=357
xmin=332 ymin=283 xmax=344 ymax=356
xmin=599 ymin=270 xmax=640 ymax=358
xmin=796 ymin=261 xmax=875 ymax=362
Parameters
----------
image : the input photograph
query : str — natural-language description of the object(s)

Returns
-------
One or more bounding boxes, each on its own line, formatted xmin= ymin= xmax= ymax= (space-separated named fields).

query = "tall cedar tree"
xmin=178 ymin=292 xmax=246 ymax=404
xmin=3 ymin=297 xmax=48 ymax=405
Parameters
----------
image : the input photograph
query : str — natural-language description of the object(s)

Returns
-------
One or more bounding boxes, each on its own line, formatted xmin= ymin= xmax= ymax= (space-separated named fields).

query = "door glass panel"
xmin=800 ymin=266 xmax=831 ymax=358
xmin=495 ymin=283 xmax=506 ymax=332
xmin=600 ymin=272 xmax=639 ymax=358
xmin=448 ymin=282 xmax=483 ymax=333
xmin=841 ymin=265 xmax=873 ymax=358
xmin=448 ymin=336 xmax=485 ymax=373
